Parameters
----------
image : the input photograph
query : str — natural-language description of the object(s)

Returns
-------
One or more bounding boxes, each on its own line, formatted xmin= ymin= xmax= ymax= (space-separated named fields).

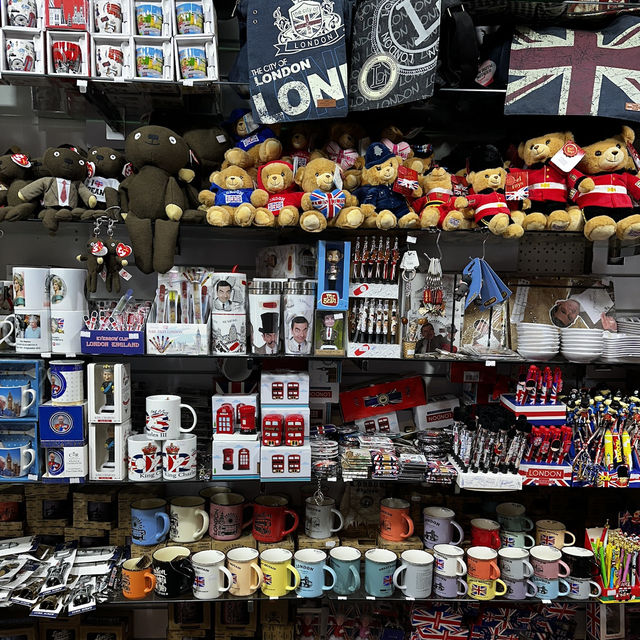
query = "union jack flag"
xmin=539 ymin=534 xmax=555 ymax=546
xmin=411 ymin=608 xmax=464 ymax=633
xmin=470 ymin=584 xmax=487 ymax=597
xmin=383 ymin=575 xmax=393 ymax=586
xmin=586 ymin=602 xmax=600 ymax=639
xmin=310 ymin=189 xmax=347 ymax=220
xmin=543 ymin=603 xmax=578 ymax=621
xmin=505 ymin=16 xmax=640 ymax=121
xmin=264 ymin=574 xmax=272 ymax=585
xmin=194 ymin=576 xmax=205 ymax=588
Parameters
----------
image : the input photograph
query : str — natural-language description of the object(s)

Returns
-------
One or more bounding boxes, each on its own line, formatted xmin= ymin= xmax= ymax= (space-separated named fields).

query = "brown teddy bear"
xmin=0 ymin=153 xmax=39 ymax=222
xmin=251 ymin=160 xmax=303 ymax=227
xmin=199 ymin=166 xmax=256 ymax=227
xmin=567 ymin=126 xmax=640 ymax=241
xmin=294 ymin=157 xmax=364 ymax=232
xmin=324 ymin=121 xmax=365 ymax=171
xmin=412 ymin=167 xmax=470 ymax=230
xmin=81 ymin=146 xmax=126 ymax=219
xmin=357 ymin=142 xmax=421 ymax=230
xmin=464 ymin=145 xmax=525 ymax=238
xmin=511 ymin=131 xmax=582 ymax=231
xmin=380 ymin=125 xmax=414 ymax=162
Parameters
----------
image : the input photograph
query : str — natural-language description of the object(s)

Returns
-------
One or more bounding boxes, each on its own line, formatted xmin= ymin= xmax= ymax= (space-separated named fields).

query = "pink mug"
xmin=208 ymin=492 xmax=252 ymax=541
xmin=530 ymin=545 xmax=570 ymax=579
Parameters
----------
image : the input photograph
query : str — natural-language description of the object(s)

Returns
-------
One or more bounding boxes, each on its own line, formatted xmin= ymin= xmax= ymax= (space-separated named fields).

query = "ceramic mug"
xmin=260 ymin=548 xmax=300 ymax=597
xmin=136 ymin=3 xmax=163 ymax=35
xmin=178 ymin=45 xmax=206 ymax=79
xmin=7 ymin=309 xmax=51 ymax=353
xmin=200 ymin=486 xmax=231 ymax=501
xmin=48 ymin=268 xmax=86 ymax=311
xmin=364 ymin=548 xmax=397 ymax=597
xmin=49 ymin=360 xmax=83 ymax=405
xmin=423 ymin=506 xmax=464 ymax=548
xmin=0 ymin=436 xmax=35 ymax=477
xmin=471 ymin=518 xmax=501 ymax=549
xmin=96 ymin=44 xmax=124 ymax=77
xmin=380 ymin=498 xmax=414 ymax=542
xmin=500 ymin=529 xmax=536 ymax=549
xmin=191 ymin=550 xmax=233 ymax=600
xmin=175 ymin=2 xmax=203 ymax=33
xmin=94 ymin=0 xmax=123 ymax=32
xmin=7 ymin=0 xmax=37 ymax=27
xmin=169 ymin=496 xmax=209 ymax=543
xmin=329 ymin=546 xmax=361 ymax=595
xmin=294 ymin=548 xmax=336 ymax=598
xmin=498 ymin=547 xmax=534 ymax=580
xmin=496 ymin=502 xmax=534 ymax=532
xmin=467 ymin=546 xmax=500 ymax=580
xmin=251 ymin=495 xmax=299 ymax=543
xmin=128 ymin=435 xmax=162 ymax=482
xmin=467 ymin=576 xmax=507 ymax=601
xmin=12 ymin=267 xmax=49 ymax=309
xmin=50 ymin=311 xmax=84 ymax=355
xmin=433 ymin=544 xmax=466 ymax=577
xmin=5 ymin=39 xmax=35 ymax=72
xmin=52 ymin=41 xmax=82 ymax=74
xmin=226 ymin=547 xmax=263 ymax=596
xmin=305 ymin=495 xmax=343 ymax=539
xmin=433 ymin=573 xmax=467 ymax=598
xmin=130 ymin=498 xmax=170 ymax=546
xmin=567 ymin=575 xmax=602 ymax=600
xmin=209 ymin=492 xmax=252 ymax=541
xmin=152 ymin=546 xmax=193 ymax=597
xmin=145 ymin=395 xmax=197 ymax=440
xmin=530 ymin=545 xmax=571 ymax=579
xmin=0 ymin=384 xmax=35 ymax=418
xmin=121 ymin=557 xmax=156 ymax=599
xmin=504 ymin=576 xmax=537 ymax=600
xmin=532 ymin=575 xmax=570 ymax=600
xmin=535 ymin=520 xmax=576 ymax=549
xmin=562 ymin=547 xmax=597 ymax=579
xmin=163 ymin=434 xmax=197 ymax=480
xmin=392 ymin=549 xmax=433 ymax=599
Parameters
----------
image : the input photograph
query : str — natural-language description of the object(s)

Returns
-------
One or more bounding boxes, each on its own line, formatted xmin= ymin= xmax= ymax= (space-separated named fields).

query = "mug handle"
xmin=491 ymin=531 xmax=501 ymax=549
xmin=282 ymin=508 xmax=300 ymax=537
xmin=144 ymin=571 xmax=156 ymax=594
xmin=523 ymin=560 xmax=535 ymax=578
xmin=558 ymin=578 xmax=571 ymax=597
xmin=489 ymin=561 xmax=500 ymax=580
xmin=349 ymin=564 xmax=361 ymax=592
xmin=524 ymin=535 xmax=536 ymax=549
xmin=218 ymin=566 xmax=233 ymax=593
xmin=180 ymin=403 xmax=198 ymax=432
xmin=522 ymin=517 xmax=535 ymax=532
xmin=451 ymin=520 xmax=464 ymax=545
xmin=590 ymin=580 xmax=602 ymax=597
xmin=0 ymin=318 xmax=14 ymax=345
xmin=494 ymin=579 xmax=507 ymax=597
xmin=401 ymin=514 xmax=414 ymax=539
xmin=526 ymin=579 xmax=538 ymax=597
xmin=22 ymin=449 xmax=35 ymax=473
xmin=323 ymin=565 xmax=337 ymax=591
xmin=564 ymin=531 xmax=576 ymax=547
xmin=456 ymin=558 xmax=467 ymax=577
xmin=558 ymin=560 xmax=571 ymax=578
xmin=155 ymin=512 xmax=170 ymax=542
xmin=173 ymin=558 xmax=195 ymax=582
xmin=194 ymin=509 xmax=210 ymax=540
xmin=392 ymin=565 xmax=407 ymax=590
xmin=250 ymin=562 xmax=264 ymax=590
xmin=23 ymin=388 xmax=36 ymax=411
xmin=331 ymin=508 xmax=344 ymax=533
xmin=286 ymin=564 xmax=301 ymax=591
xmin=456 ymin=578 xmax=468 ymax=596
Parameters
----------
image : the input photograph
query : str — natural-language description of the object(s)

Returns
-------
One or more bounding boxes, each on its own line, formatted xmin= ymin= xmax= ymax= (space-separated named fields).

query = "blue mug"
xmin=131 ymin=498 xmax=170 ymax=546
xmin=136 ymin=3 xmax=163 ymax=35
xmin=329 ymin=546 xmax=361 ymax=595
xmin=0 ymin=435 xmax=35 ymax=477
xmin=294 ymin=548 xmax=336 ymax=598
xmin=532 ymin=575 xmax=570 ymax=600
xmin=364 ymin=548 xmax=397 ymax=597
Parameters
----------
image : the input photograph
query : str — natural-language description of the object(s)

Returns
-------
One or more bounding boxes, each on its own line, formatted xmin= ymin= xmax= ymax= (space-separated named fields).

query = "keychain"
xmin=76 ymin=216 xmax=109 ymax=293
xmin=420 ymin=252 xmax=445 ymax=316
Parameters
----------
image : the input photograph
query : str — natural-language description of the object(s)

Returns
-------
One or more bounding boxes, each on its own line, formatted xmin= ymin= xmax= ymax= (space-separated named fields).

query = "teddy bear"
xmin=508 ymin=131 xmax=583 ymax=232
xmin=81 ymin=146 xmax=126 ymax=219
xmin=411 ymin=167 xmax=470 ymax=230
xmin=251 ymin=160 xmax=303 ymax=227
xmin=380 ymin=125 xmax=414 ymax=162
xmin=464 ymin=145 xmax=525 ymax=238
xmin=0 ymin=153 xmax=39 ymax=222
xmin=199 ymin=166 xmax=256 ymax=227
xmin=18 ymin=146 xmax=97 ymax=232
xmin=282 ymin=123 xmax=317 ymax=168
xmin=119 ymin=125 xmax=196 ymax=274
xmin=76 ymin=235 xmax=106 ymax=293
xmin=357 ymin=142 xmax=421 ymax=230
xmin=294 ymin=157 xmax=364 ymax=232
xmin=566 ymin=126 xmax=640 ymax=241
xmin=104 ymin=238 xmax=131 ymax=293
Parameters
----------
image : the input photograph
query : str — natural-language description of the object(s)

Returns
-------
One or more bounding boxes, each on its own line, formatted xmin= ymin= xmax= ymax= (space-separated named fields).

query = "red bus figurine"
xmin=216 ymin=403 xmax=235 ymax=434
xmin=271 ymin=382 xmax=284 ymax=400
xmin=284 ymin=414 xmax=304 ymax=446
xmin=288 ymin=455 xmax=301 ymax=473
xmin=237 ymin=404 xmax=257 ymax=434
xmin=364 ymin=419 xmax=376 ymax=434
xmin=272 ymin=455 xmax=285 ymax=473
xmin=262 ymin=414 xmax=283 ymax=446
xmin=378 ymin=417 xmax=390 ymax=433
xmin=287 ymin=382 xmax=299 ymax=400
xmin=238 ymin=448 xmax=250 ymax=470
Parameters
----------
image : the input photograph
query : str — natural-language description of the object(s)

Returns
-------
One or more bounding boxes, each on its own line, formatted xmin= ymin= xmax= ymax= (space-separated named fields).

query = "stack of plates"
xmin=515 ymin=323 xmax=560 ymax=360
xmin=602 ymin=332 xmax=640 ymax=363
xmin=616 ymin=317 xmax=640 ymax=336
xmin=560 ymin=328 xmax=603 ymax=362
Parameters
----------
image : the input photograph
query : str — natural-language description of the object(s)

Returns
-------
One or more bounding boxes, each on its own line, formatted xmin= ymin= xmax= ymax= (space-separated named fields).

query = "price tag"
xmin=486 ymin=360 xmax=496 ymax=367
xmin=366 ymin=596 xmax=375 ymax=600
xmin=28 ymin=474 xmax=38 ymax=481
xmin=407 ymin=235 xmax=417 ymax=244
xmin=183 ymin=79 xmax=194 ymax=87
xmin=65 ymin=353 xmax=76 ymax=358
xmin=41 ymin=352 xmax=51 ymax=359
xmin=542 ymin=599 xmax=551 ymax=604
xmin=338 ymin=596 xmax=347 ymax=600
xmin=269 ymin=596 xmax=279 ymax=600
xmin=76 ymin=79 xmax=88 ymax=93
xmin=70 ymin=478 xmax=80 ymax=484
xmin=328 ymin=477 xmax=337 ymax=482
xmin=406 ymin=596 xmax=415 ymax=600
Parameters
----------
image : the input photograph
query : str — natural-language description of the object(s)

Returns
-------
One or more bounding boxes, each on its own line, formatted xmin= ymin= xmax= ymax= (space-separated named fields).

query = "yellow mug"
xmin=467 ymin=576 xmax=507 ymax=601
xmin=260 ymin=548 xmax=300 ymax=597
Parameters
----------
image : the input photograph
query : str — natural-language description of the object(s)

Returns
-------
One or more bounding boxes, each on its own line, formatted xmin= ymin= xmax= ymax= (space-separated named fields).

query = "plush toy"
xmin=119 ymin=125 xmax=194 ymax=274
xmin=324 ymin=121 xmax=364 ymax=172
xmin=282 ymin=123 xmax=316 ymax=168
xmin=294 ymin=157 xmax=364 ymax=232
xmin=566 ymin=126 xmax=640 ymax=241
xmin=76 ymin=235 xmax=106 ymax=293
xmin=18 ymin=146 xmax=96 ymax=232
xmin=105 ymin=238 xmax=131 ymax=293
xmin=464 ymin=145 xmax=525 ymax=238
xmin=380 ymin=125 xmax=414 ymax=162
xmin=358 ymin=142 xmax=421 ymax=230
xmin=0 ymin=153 xmax=39 ymax=222
xmin=511 ymin=131 xmax=582 ymax=231
xmin=81 ymin=146 xmax=126 ymax=219
xmin=412 ymin=167 xmax=470 ymax=230
xmin=200 ymin=166 xmax=256 ymax=227
xmin=251 ymin=160 xmax=303 ymax=227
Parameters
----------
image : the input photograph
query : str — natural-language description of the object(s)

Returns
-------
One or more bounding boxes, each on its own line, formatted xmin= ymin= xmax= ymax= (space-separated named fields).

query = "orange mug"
xmin=122 ymin=557 xmax=156 ymax=599
xmin=380 ymin=498 xmax=414 ymax=541
xmin=467 ymin=546 xmax=500 ymax=580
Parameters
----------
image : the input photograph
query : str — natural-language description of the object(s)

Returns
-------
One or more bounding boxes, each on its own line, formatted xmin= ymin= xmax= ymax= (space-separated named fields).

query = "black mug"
xmin=152 ymin=546 xmax=194 ymax=597
xmin=562 ymin=547 xmax=597 ymax=579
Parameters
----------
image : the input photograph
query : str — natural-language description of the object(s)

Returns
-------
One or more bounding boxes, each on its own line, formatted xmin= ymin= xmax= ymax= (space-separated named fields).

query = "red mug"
xmin=471 ymin=518 xmax=501 ymax=549
xmin=209 ymin=492 xmax=252 ymax=541
xmin=0 ymin=501 xmax=19 ymax=521
xmin=52 ymin=41 xmax=82 ymax=74
xmin=251 ymin=495 xmax=299 ymax=543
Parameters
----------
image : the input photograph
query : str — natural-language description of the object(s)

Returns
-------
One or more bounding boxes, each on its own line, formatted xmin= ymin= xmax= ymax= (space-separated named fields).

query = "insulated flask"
xmin=283 ymin=280 xmax=315 ymax=355
xmin=249 ymin=279 xmax=282 ymax=355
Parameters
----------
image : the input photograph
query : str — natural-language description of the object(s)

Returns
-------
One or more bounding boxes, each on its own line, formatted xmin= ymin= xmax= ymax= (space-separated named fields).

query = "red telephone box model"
xmin=216 ymin=403 xmax=235 ymax=434
xmin=271 ymin=382 xmax=284 ymax=400
xmin=284 ymin=414 xmax=304 ymax=446
xmin=237 ymin=404 xmax=257 ymax=434
xmin=238 ymin=448 xmax=250 ymax=470
xmin=262 ymin=414 xmax=283 ymax=446
xmin=287 ymin=382 xmax=299 ymax=400
xmin=288 ymin=455 xmax=301 ymax=473
xmin=272 ymin=455 xmax=285 ymax=473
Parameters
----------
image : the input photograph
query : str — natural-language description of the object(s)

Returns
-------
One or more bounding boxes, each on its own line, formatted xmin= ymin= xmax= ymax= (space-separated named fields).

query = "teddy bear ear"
xmin=209 ymin=171 xmax=220 ymax=182
xmin=621 ymin=125 xmax=635 ymax=145
xmin=563 ymin=131 xmax=575 ymax=142
xmin=294 ymin=166 xmax=305 ymax=185
xmin=467 ymin=171 xmax=476 ymax=182
xmin=517 ymin=142 xmax=525 ymax=159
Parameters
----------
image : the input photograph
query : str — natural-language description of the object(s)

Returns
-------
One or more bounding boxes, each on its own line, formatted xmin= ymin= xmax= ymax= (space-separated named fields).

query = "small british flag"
xmin=383 ymin=575 xmax=393 ymax=586
xmin=309 ymin=189 xmax=347 ymax=219
xmin=264 ymin=574 xmax=272 ymax=586
xmin=194 ymin=576 xmax=205 ymax=589
xmin=471 ymin=584 xmax=487 ymax=597
xmin=539 ymin=534 xmax=555 ymax=546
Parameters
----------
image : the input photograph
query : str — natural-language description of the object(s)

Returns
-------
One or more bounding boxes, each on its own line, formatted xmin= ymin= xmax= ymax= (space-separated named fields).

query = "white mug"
xmin=12 ymin=267 xmax=49 ymax=309
xmin=498 ymin=547 xmax=534 ymax=580
xmin=496 ymin=502 xmax=534 ymax=532
xmin=163 ymin=434 xmax=197 ymax=480
xmin=8 ymin=309 xmax=51 ymax=353
xmin=128 ymin=434 xmax=162 ymax=481
xmin=0 ymin=384 xmax=36 ymax=418
xmin=423 ymin=506 xmax=464 ymax=548
xmin=94 ymin=0 xmax=123 ymax=32
xmin=305 ymin=496 xmax=343 ymax=539
xmin=567 ymin=575 xmax=602 ymax=600
xmin=169 ymin=496 xmax=209 ymax=542
xmin=145 ymin=395 xmax=197 ymax=440
xmin=51 ymin=311 xmax=85 ymax=355
xmin=433 ymin=544 xmax=467 ymax=577
xmin=191 ymin=550 xmax=233 ymax=600
xmin=49 ymin=360 xmax=84 ymax=405
xmin=7 ymin=0 xmax=37 ymax=27
xmin=49 ymin=268 xmax=87 ymax=311
xmin=393 ymin=549 xmax=433 ymax=599
xmin=6 ymin=39 xmax=35 ymax=72
xmin=96 ymin=44 xmax=124 ymax=77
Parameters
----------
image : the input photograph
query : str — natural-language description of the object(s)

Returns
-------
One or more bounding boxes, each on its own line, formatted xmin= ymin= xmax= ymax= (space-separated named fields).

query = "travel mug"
xmin=364 ymin=548 xmax=397 ymax=597
xmin=169 ymin=496 xmax=209 ymax=543
xmin=423 ymin=506 xmax=464 ymax=549
xmin=283 ymin=280 xmax=315 ymax=355
xmin=152 ymin=546 xmax=193 ymax=597
xmin=191 ymin=550 xmax=233 ymax=600
xmin=305 ymin=495 xmax=343 ymax=539
xmin=209 ymin=492 xmax=252 ymax=540
xmin=249 ymin=279 xmax=282 ymax=355
xmin=251 ymin=495 xmax=299 ymax=543
xmin=496 ymin=502 xmax=534 ymax=532
xmin=467 ymin=546 xmax=500 ymax=580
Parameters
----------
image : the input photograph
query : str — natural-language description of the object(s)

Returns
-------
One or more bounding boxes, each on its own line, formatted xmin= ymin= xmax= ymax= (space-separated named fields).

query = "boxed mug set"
xmin=46 ymin=30 xmax=91 ymax=76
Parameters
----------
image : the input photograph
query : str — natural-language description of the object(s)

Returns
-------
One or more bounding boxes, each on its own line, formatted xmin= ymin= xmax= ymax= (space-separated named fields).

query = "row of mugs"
xmin=11 ymin=268 xmax=86 ymax=311
xmin=128 ymin=434 xmax=197 ymax=481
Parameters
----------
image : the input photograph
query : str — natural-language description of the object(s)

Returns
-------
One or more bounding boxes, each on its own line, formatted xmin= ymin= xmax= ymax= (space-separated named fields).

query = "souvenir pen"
xmin=367 ymin=237 xmax=377 ymax=281
xmin=353 ymin=238 xmax=361 ymax=280
xmin=515 ymin=367 xmax=527 ymax=405
xmin=390 ymin=237 xmax=399 ymax=282
xmin=535 ymin=426 xmax=552 ymax=463
xmin=525 ymin=425 xmax=543 ymax=462
xmin=382 ymin=302 xmax=389 ymax=344
xmin=390 ymin=301 xmax=398 ymax=341
xmin=382 ymin=237 xmax=391 ymax=281
xmin=375 ymin=237 xmax=384 ymax=281
xmin=113 ymin=288 xmax=134 ymax=316
xmin=360 ymin=237 xmax=369 ymax=281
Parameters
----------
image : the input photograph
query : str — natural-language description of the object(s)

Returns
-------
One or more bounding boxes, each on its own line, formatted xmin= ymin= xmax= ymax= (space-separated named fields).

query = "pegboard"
xmin=516 ymin=232 xmax=588 ymax=275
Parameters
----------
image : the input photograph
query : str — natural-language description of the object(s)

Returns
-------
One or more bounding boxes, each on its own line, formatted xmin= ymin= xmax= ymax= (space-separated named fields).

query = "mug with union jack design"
xmin=145 ymin=394 xmax=197 ymax=440
xmin=467 ymin=575 xmax=507 ymax=601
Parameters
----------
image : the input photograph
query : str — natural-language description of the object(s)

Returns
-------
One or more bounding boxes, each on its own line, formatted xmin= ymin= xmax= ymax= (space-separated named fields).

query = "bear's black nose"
xmin=96 ymin=154 xmax=104 ymax=161
xmin=64 ymin=158 xmax=73 ymax=165
xmin=148 ymin=134 xmax=159 ymax=140
xmin=611 ymin=150 xmax=618 ymax=155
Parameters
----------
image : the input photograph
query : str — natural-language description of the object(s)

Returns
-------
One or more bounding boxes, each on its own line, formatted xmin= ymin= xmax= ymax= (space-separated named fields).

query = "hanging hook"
xmin=0 ymin=229 xmax=4 ymax=239
xmin=435 ymin=229 xmax=443 ymax=261
xmin=481 ymin=234 xmax=488 ymax=261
